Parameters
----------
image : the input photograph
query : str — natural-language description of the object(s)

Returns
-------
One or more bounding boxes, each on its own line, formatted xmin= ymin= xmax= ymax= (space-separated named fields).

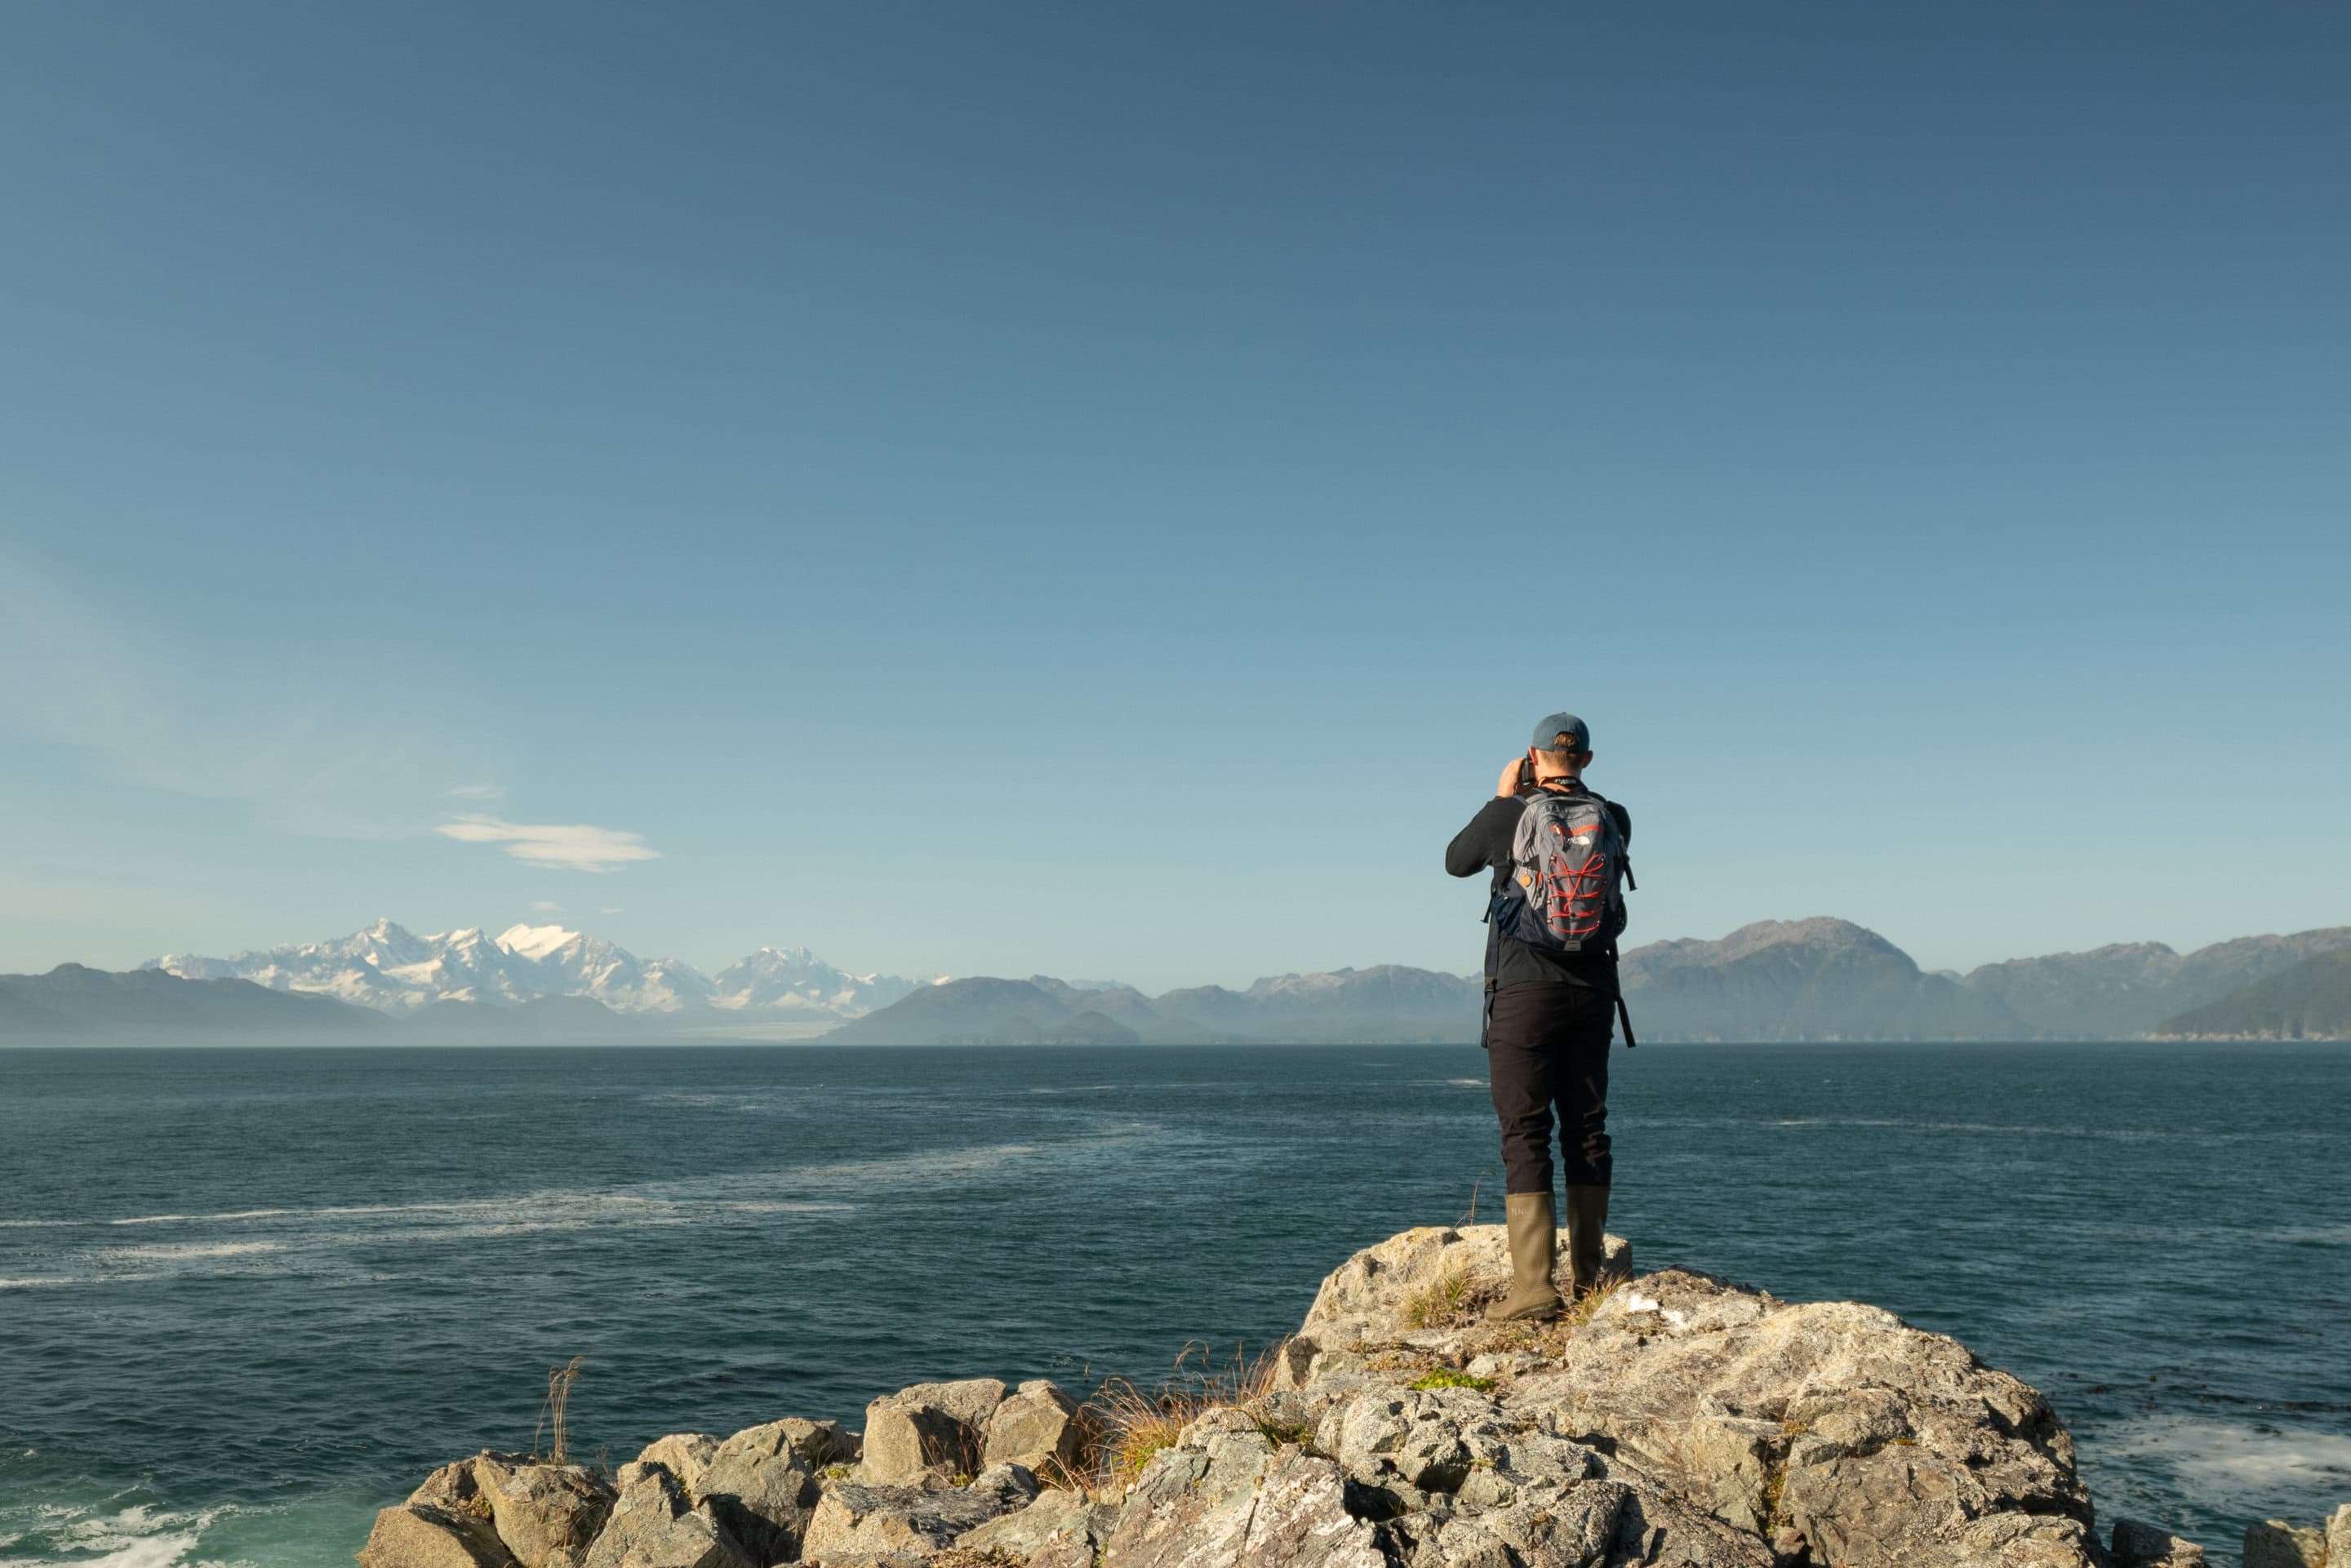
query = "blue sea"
xmin=2 ymin=1042 xmax=2345 ymax=1568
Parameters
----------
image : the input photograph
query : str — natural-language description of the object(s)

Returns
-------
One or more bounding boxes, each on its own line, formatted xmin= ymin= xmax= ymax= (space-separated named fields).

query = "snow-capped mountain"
xmin=709 ymin=946 xmax=921 ymax=1015
xmin=145 ymin=920 xmax=924 ymax=1019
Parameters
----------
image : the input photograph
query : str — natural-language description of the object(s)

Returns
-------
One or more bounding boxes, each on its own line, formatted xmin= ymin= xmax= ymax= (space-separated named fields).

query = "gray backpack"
xmin=1504 ymin=786 xmax=1629 ymax=953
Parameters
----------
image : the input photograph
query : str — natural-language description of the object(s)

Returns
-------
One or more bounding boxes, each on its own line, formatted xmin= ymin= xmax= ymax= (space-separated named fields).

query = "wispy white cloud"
xmin=0 ymin=552 xmax=485 ymax=839
xmin=1 ymin=557 xmax=662 ymax=883
xmin=530 ymin=900 xmax=565 ymax=913
xmin=436 ymin=816 xmax=661 ymax=873
xmin=599 ymin=907 xmax=624 ymax=915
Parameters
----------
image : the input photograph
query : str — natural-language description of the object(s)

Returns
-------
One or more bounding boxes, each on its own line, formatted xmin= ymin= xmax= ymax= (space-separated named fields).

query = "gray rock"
xmin=580 ymin=1465 xmax=752 ymax=1568
xmin=1493 ymin=1268 xmax=2094 ymax=1567
xmin=358 ymin=1501 xmax=522 ymax=1568
xmin=1460 ymin=1353 xmax=1530 ymax=1381
xmin=1101 ymin=1410 xmax=1381 ymax=1568
xmin=983 ymin=1379 xmax=1090 ymax=1474
xmin=2244 ymin=1518 xmax=2328 ymax=1568
xmin=1406 ymin=1517 xmax=1514 ymax=1568
xmin=1607 ymin=1484 xmax=1776 ymax=1567
xmin=1474 ymin=1482 xmax=1631 ymax=1568
xmin=954 ymin=1486 xmax=1122 ymax=1557
xmin=858 ymin=1379 xmax=1008 ymax=1483
xmin=2331 ymin=1504 xmax=2351 ymax=1568
xmin=406 ymin=1456 xmax=496 ymax=1511
xmin=634 ymin=1436 xmax=722 ymax=1497
xmin=799 ymin=1461 xmax=1038 ymax=1559
xmin=474 ymin=1457 xmax=616 ymax=1568
xmin=697 ymin=1419 xmax=858 ymax=1563
xmin=1101 ymin=1411 xmax=1273 ymax=1568
xmin=1238 ymin=1445 xmax=1387 ymax=1568
xmin=2111 ymin=1517 xmax=2207 ymax=1567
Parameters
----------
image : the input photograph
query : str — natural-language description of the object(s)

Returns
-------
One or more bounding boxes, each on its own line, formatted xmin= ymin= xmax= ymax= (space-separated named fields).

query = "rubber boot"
xmin=1483 ymin=1191 xmax=1564 ymax=1322
xmin=1564 ymin=1184 xmax=1611 ymax=1299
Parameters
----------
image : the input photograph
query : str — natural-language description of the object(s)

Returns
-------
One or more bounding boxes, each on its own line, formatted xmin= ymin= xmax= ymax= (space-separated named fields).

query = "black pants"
xmin=1486 ymin=981 xmax=1613 ymax=1194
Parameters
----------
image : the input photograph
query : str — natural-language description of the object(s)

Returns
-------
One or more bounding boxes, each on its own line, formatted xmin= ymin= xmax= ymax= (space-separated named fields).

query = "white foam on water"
xmin=2095 ymin=1414 xmax=2351 ymax=1495
xmin=0 ymin=1220 xmax=83 ymax=1229
xmin=1753 ymin=1117 xmax=2162 ymax=1140
xmin=784 ymin=1144 xmax=1042 ymax=1188
xmin=16 ymin=1141 xmax=1079 ymax=1283
xmin=88 ymin=1243 xmax=281 ymax=1265
xmin=0 ymin=1500 xmax=240 ymax=1568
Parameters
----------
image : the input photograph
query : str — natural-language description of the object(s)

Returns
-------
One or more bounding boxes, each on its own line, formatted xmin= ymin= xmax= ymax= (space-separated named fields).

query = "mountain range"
xmin=1 ymin=916 xmax=2344 ymax=1045
xmin=147 ymin=919 xmax=926 ymax=1019
xmin=820 ymin=918 xmax=2351 ymax=1045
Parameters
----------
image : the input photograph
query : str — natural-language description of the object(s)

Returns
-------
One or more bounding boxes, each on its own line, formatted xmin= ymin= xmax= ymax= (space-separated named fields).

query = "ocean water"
xmin=1 ymin=1041 xmax=2344 ymax=1568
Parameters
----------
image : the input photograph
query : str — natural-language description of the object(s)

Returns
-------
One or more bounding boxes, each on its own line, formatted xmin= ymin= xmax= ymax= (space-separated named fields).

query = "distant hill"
xmin=829 ymin=966 xmax=1481 ymax=1045
xmin=1618 ymin=918 xmax=2027 ymax=1042
xmin=1955 ymin=927 xmax=2351 ymax=1037
xmin=0 ymin=964 xmax=385 ymax=1043
xmin=2154 ymin=948 xmax=2351 ymax=1039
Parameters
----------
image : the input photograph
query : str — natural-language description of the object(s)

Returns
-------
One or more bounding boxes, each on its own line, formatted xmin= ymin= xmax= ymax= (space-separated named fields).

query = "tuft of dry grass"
xmin=1059 ymin=1340 xmax=1297 ymax=1489
xmin=1557 ymin=1277 xmax=1624 ymax=1330
xmin=1400 ymin=1268 xmax=1501 ymax=1330
xmin=535 ymin=1357 xmax=586 ymax=1466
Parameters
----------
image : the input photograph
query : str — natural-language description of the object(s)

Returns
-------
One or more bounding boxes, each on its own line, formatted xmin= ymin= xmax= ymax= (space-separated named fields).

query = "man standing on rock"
xmin=1445 ymin=712 xmax=1633 ymax=1321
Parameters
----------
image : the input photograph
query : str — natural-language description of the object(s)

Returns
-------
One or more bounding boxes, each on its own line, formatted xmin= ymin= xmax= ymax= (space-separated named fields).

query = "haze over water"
xmin=1 ymin=1040 xmax=2344 ymax=1568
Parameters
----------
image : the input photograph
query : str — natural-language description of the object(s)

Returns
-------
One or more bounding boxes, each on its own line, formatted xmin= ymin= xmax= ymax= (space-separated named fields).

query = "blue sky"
xmin=2 ymin=3 xmax=2344 ymax=988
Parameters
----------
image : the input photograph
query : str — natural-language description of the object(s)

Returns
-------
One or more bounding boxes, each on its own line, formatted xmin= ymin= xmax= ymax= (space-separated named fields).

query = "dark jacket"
xmin=1446 ymin=785 xmax=1632 ymax=991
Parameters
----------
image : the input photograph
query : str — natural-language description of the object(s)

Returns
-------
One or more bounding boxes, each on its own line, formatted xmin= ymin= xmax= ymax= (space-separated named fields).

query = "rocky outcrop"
xmin=802 ymin=1462 xmax=1041 ymax=1560
xmin=584 ymin=1464 xmax=752 ymax=1568
xmin=476 ymin=1455 xmax=616 ymax=1567
xmin=984 ymin=1379 xmax=1092 ymax=1474
xmin=2242 ymin=1517 xmax=2328 ymax=1567
xmin=363 ymin=1226 xmax=2287 ymax=1568
xmin=2109 ymin=1518 xmax=2205 ymax=1567
xmin=699 ymin=1419 xmax=860 ymax=1563
xmin=1103 ymin=1409 xmax=1387 ymax=1568
xmin=358 ymin=1455 xmax=603 ymax=1568
xmin=860 ymin=1379 xmax=1008 ymax=1483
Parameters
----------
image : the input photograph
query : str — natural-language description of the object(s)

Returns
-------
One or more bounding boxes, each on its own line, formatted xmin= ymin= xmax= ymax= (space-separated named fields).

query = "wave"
xmin=0 ymin=1500 xmax=235 ymax=1568
xmin=2095 ymin=1414 xmax=2351 ymax=1494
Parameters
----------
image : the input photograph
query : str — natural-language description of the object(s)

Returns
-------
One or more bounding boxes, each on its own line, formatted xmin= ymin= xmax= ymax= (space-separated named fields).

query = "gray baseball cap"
xmin=1531 ymin=712 xmax=1590 ymax=752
